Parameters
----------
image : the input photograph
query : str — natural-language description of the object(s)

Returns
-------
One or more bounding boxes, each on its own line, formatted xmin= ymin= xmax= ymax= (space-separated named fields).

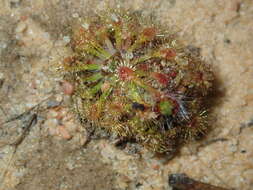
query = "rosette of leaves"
xmin=62 ymin=10 xmax=213 ymax=154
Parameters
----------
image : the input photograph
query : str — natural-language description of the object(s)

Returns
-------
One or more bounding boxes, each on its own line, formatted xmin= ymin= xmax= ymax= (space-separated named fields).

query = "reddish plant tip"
xmin=137 ymin=63 xmax=149 ymax=71
xmin=63 ymin=56 xmax=74 ymax=64
xmin=142 ymin=27 xmax=157 ymax=39
xmin=160 ymin=48 xmax=177 ymax=59
xmin=79 ymin=27 xmax=86 ymax=34
xmin=152 ymin=72 xmax=170 ymax=86
xmin=195 ymin=71 xmax=203 ymax=81
xmin=118 ymin=66 xmax=134 ymax=80
xmin=188 ymin=118 xmax=197 ymax=128
xmin=168 ymin=71 xmax=178 ymax=78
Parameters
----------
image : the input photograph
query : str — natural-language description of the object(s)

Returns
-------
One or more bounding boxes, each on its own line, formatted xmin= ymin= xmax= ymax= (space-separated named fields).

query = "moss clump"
xmin=61 ymin=9 xmax=213 ymax=155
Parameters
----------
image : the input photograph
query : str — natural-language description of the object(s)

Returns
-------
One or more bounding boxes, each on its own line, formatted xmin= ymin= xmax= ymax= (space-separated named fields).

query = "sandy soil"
xmin=0 ymin=0 xmax=252 ymax=190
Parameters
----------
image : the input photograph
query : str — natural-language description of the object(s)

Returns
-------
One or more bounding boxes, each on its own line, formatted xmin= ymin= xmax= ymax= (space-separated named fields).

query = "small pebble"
xmin=0 ymin=152 xmax=5 ymax=159
xmin=152 ymin=164 xmax=160 ymax=170
xmin=47 ymin=100 xmax=61 ymax=108
xmin=56 ymin=109 xmax=67 ymax=120
xmin=78 ymin=133 xmax=88 ymax=146
xmin=20 ymin=15 xmax=28 ymax=21
xmin=66 ymin=159 xmax=75 ymax=170
xmin=72 ymin=13 xmax=79 ymax=18
xmin=81 ymin=23 xmax=89 ymax=30
xmin=55 ymin=94 xmax=63 ymax=102
xmin=0 ymin=72 xmax=4 ymax=79
xmin=45 ymin=118 xmax=59 ymax=135
xmin=61 ymin=80 xmax=74 ymax=95
xmin=15 ymin=22 xmax=27 ymax=33
xmin=0 ymin=43 xmax=7 ymax=49
xmin=56 ymin=125 xmax=72 ymax=140
xmin=47 ymin=110 xmax=58 ymax=118
xmin=63 ymin=36 xmax=70 ymax=44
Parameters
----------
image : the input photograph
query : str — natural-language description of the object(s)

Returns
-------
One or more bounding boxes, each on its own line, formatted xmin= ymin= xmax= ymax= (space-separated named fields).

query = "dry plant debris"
xmin=169 ymin=173 xmax=231 ymax=190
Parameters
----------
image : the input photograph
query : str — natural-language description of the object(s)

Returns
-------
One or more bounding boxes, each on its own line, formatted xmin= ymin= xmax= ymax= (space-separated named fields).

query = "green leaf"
xmin=83 ymin=72 xmax=103 ymax=82
xmin=128 ymin=82 xmax=143 ymax=103
xmin=96 ymin=87 xmax=113 ymax=114
xmin=64 ymin=63 xmax=101 ymax=72
xmin=132 ymin=55 xmax=152 ymax=65
xmin=100 ymin=87 xmax=113 ymax=102
xmin=159 ymin=100 xmax=173 ymax=116
xmin=89 ymin=81 xmax=103 ymax=95
xmin=86 ymin=42 xmax=111 ymax=60
xmin=84 ymin=63 xmax=102 ymax=70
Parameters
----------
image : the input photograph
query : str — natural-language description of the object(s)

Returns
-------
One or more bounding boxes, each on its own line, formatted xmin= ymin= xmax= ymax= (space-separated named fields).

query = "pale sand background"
xmin=0 ymin=0 xmax=252 ymax=189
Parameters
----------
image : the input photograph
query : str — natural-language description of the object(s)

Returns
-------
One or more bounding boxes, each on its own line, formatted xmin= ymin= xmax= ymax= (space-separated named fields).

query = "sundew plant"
xmin=61 ymin=9 xmax=213 ymax=155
